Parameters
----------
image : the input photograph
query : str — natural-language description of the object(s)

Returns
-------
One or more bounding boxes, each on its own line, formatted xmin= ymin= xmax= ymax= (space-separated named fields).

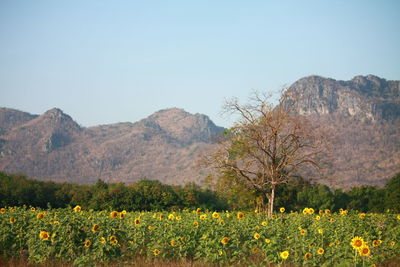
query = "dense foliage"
xmin=0 ymin=207 xmax=399 ymax=265
xmin=0 ymin=171 xmax=399 ymax=213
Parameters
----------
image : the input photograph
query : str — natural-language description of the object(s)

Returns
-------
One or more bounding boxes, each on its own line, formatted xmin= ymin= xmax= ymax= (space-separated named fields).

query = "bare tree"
xmin=206 ymin=91 xmax=325 ymax=216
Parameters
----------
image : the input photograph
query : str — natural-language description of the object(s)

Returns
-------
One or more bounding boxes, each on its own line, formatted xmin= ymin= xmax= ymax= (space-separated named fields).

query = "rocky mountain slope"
xmin=287 ymin=75 xmax=400 ymax=188
xmin=0 ymin=74 xmax=398 ymax=188
xmin=0 ymin=107 xmax=224 ymax=184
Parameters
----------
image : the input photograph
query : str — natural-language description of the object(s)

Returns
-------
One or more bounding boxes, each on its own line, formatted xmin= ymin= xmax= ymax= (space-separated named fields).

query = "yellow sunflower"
xmin=170 ymin=239 xmax=177 ymax=246
xmin=350 ymin=236 xmax=365 ymax=250
xmin=73 ymin=205 xmax=81 ymax=212
xmin=359 ymin=245 xmax=370 ymax=257
xmin=253 ymin=233 xmax=261 ymax=240
xmin=109 ymin=235 xmax=117 ymax=243
xmin=134 ymin=218 xmax=140 ymax=225
xmin=300 ymin=229 xmax=307 ymax=235
xmin=317 ymin=248 xmax=324 ymax=255
xmin=237 ymin=211 xmax=244 ymax=219
xmin=372 ymin=240 xmax=381 ymax=247
xmin=280 ymin=207 xmax=285 ymax=213
xmin=212 ymin=212 xmax=219 ymax=218
xmin=304 ymin=252 xmax=312 ymax=260
xmin=280 ymin=250 xmax=289 ymax=260
xmin=9 ymin=217 xmax=16 ymax=223
xmin=264 ymin=238 xmax=271 ymax=243
xmin=39 ymin=231 xmax=50 ymax=240
xmin=193 ymin=221 xmax=199 ymax=227
xmin=100 ymin=237 xmax=106 ymax=244
xmin=110 ymin=211 xmax=118 ymax=218
xmin=153 ymin=249 xmax=160 ymax=256
xmin=92 ymin=224 xmax=100 ymax=233
xmin=221 ymin=237 xmax=229 ymax=245
xmin=358 ymin=213 xmax=366 ymax=219
xmin=200 ymin=214 xmax=207 ymax=220
xmin=1 ymin=208 xmax=7 ymax=214
xmin=84 ymin=240 xmax=91 ymax=248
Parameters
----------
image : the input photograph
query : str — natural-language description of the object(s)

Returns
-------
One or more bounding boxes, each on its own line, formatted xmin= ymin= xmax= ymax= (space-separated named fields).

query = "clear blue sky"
xmin=1 ymin=1 xmax=399 ymax=128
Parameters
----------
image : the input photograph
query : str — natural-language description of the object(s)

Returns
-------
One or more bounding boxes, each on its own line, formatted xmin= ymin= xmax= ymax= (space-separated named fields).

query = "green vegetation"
xmin=0 ymin=171 xmax=399 ymax=213
xmin=0 ymin=206 xmax=399 ymax=265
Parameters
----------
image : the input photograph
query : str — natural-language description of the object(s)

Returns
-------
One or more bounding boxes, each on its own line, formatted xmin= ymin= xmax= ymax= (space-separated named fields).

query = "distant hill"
xmin=0 ymin=74 xmax=399 ymax=188
xmin=286 ymin=74 xmax=400 ymax=188
xmin=0 ymin=107 xmax=224 ymax=185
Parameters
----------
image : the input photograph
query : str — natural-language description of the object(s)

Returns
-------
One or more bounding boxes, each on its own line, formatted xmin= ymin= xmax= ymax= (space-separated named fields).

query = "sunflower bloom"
xmin=0 ymin=208 xmax=5 ymax=214
xmin=100 ymin=237 xmax=106 ymax=244
xmin=170 ymin=239 xmax=177 ymax=246
xmin=261 ymin=221 xmax=267 ymax=226
xmin=92 ymin=224 xmax=100 ymax=233
xmin=280 ymin=251 xmax=289 ymax=260
xmin=304 ymin=252 xmax=312 ymax=260
xmin=84 ymin=240 xmax=91 ymax=248
xmin=153 ymin=249 xmax=160 ymax=255
xmin=134 ymin=218 xmax=140 ymax=225
xmin=351 ymin=236 xmax=365 ymax=250
xmin=317 ymin=248 xmax=324 ymax=255
xmin=237 ymin=212 xmax=244 ymax=219
xmin=9 ymin=217 xmax=16 ymax=223
xmin=73 ymin=205 xmax=81 ymax=212
xmin=212 ymin=212 xmax=219 ymax=218
xmin=359 ymin=245 xmax=370 ymax=257
xmin=318 ymin=229 xmax=324 ymax=234
xmin=358 ymin=213 xmax=366 ymax=219
xmin=168 ymin=214 xmax=175 ymax=220
xmin=39 ymin=231 xmax=50 ymax=240
xmin=302 ymin=208 xmax=309 ymax=215
xmin=265 ymin=238 xmax=271 ymax=243
xmin=109 ymin=235 xmax=117 ymax=243
xmin=300 ymin=229 xmax=307 ymax=235
xmin=200 ymin=214 xmax=207 ymax=220
xmin=390 ymin=241 xmax=395 ymax=247
xmin=372 ymin=240 xmax=382 ymax=247
xmin=110 ymin=211 xmax=118 ymax=218
xmin=253 ymin=233 xmax=261 ymax=240
xmin=193 ymin=221 xmax=199 ymax=227
xmin=280 ymin=207 xmax=285 ymax=213
xmin=221 ymin=237 xmax=229 ymax=245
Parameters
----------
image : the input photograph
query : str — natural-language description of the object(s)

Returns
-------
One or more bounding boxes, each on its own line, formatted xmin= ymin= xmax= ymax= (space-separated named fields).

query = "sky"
xmin=0 ymin=1 xmax=399 ymax=128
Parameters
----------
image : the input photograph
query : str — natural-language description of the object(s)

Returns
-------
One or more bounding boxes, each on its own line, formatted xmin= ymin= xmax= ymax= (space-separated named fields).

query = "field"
xmin=1 ymin=206 xmax=399 ymax=266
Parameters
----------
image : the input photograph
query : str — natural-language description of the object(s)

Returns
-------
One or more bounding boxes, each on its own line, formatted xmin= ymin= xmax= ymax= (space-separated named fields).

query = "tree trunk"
xmin=267 ymin=186 xmax=275 ymax=218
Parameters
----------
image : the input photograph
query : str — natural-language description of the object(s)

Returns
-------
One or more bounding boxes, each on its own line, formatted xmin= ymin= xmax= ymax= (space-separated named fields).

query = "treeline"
xmin=0 ymin=171 xmax=399 ymax=212
xmin=0 ymin=171 xmax=228 ymax=211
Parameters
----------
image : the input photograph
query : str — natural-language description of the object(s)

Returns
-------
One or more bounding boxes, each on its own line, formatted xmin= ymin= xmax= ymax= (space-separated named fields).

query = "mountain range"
xmin=0 ymin=74 xmax=399 ymax=188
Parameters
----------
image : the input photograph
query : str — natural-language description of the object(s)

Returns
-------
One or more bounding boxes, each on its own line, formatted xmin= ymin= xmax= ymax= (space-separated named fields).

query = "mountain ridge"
xmin=0 ymin=74 xmax=399 ymax=188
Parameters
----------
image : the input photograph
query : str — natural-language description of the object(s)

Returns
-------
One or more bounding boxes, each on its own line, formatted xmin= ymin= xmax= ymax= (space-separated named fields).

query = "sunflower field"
xmin=0 ymin=206 xmax=399 ymax=266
